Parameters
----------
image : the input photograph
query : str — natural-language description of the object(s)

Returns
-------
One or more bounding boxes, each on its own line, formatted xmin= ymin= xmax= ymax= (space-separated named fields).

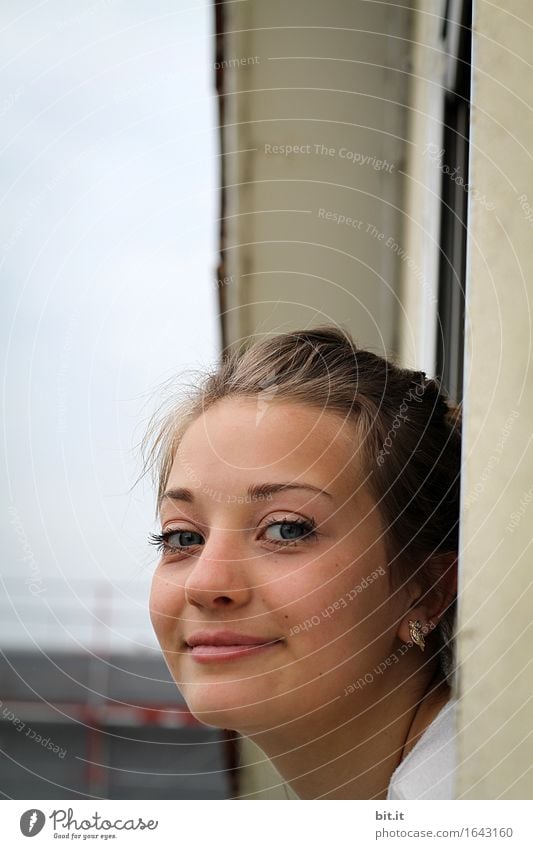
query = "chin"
xmin=180 ymin=681 xmax=277 ymax=733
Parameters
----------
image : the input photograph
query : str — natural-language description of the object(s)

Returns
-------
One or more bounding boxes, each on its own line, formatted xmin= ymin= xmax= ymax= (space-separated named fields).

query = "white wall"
xmin=396 ymin=0 xmax=446 ymax=374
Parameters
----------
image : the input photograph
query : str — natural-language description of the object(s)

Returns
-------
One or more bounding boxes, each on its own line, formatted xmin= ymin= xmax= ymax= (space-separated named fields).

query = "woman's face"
xmin=149 ymin=397 xmax=407 ymax=733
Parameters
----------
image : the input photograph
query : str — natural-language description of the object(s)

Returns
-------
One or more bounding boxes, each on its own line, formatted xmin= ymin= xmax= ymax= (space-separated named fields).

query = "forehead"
xmin=165 ymin=397 xmax=367 ymax=503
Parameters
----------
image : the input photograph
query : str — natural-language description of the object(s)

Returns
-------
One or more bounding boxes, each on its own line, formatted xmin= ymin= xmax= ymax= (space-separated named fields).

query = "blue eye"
xmin=262 ymin=517 xmax=317 ymax=546
xmin=149 ymin=529 xmax=203 ymax=554
xmin=167 ymin=530 xmax=203 ymax=549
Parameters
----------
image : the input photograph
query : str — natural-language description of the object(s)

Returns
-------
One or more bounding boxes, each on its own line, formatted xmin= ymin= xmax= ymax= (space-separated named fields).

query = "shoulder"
xmin=387 ymin=697 xmax=458 ymax=800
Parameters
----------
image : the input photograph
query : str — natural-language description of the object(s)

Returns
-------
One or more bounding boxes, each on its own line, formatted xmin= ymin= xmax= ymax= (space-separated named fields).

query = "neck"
xmin=244 ymin=656 xmax=451 ymax=800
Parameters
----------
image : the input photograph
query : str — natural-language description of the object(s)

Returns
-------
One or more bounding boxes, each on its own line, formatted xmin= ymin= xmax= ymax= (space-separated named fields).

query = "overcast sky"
xmin=1 ymin=1 xmax=219 ymax=652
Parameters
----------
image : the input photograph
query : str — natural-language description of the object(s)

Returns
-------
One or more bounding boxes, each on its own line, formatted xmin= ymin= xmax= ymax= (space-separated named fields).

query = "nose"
xmin=183 ymin=531 xmax=253 ymax=610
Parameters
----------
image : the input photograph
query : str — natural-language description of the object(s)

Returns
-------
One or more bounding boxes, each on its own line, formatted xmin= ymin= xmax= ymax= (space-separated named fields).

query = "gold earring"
xmin=408 ymin=618 xmax=426 ymax=652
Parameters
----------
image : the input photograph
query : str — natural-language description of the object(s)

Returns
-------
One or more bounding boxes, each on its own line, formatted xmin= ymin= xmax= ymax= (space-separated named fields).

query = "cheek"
xmin=149 ymin=571 xmax=185 ymax=641
xmin=277 ymin=561 xmax=347 ymax=637
xmin=287 ymin=557 xmax=390 ymax=654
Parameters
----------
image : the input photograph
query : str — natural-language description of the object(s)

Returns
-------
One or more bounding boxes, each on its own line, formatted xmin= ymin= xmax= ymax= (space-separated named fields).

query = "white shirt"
xmin=386 ymin=697 xmax=457 ymax=800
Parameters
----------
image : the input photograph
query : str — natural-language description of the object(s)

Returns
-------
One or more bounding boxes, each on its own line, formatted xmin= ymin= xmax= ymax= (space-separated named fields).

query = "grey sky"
xmin=1 ymin=1 xmax=219 ymax=652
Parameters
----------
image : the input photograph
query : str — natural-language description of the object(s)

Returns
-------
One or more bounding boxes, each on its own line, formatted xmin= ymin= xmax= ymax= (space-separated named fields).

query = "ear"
xmin=396 ymin=552 xmax=458 ymax=645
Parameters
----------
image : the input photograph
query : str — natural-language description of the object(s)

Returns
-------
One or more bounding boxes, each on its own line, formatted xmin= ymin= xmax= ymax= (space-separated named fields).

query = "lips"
xmin=185 ymin=630 xmax=281 ymax=648
xmin=184 ymin=630 xmax=284 ymax=663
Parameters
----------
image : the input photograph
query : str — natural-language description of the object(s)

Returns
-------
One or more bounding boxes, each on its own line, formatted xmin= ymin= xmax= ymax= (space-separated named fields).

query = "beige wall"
xmin=455 ymin=0 xmax=533 ymax=799
xmin=220 ymin=0 xmax=412 ymax=360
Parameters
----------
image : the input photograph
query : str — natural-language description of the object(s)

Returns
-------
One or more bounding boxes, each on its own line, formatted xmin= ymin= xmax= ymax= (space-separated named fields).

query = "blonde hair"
xmin=142 ymin=324 xmax=461 ymax=682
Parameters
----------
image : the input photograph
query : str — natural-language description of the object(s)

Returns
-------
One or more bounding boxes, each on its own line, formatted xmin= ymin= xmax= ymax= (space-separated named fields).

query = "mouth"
xmin=184 ymin=636 xmax=284 ymax=664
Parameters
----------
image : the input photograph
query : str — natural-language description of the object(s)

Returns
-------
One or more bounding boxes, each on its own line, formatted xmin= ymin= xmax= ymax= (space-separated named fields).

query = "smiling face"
xmin=149 ymin=397 xmax=409 ymax=733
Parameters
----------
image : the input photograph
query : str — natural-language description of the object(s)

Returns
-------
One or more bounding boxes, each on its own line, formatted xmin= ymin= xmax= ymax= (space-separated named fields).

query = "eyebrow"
xmin=161 ymin=482 xmax=333 ymax=506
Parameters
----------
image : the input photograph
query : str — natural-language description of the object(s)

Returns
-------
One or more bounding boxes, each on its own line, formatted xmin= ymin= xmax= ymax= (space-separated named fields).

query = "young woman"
xmin=144 ymin=325 xmax=461 ymax=799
